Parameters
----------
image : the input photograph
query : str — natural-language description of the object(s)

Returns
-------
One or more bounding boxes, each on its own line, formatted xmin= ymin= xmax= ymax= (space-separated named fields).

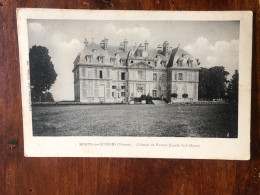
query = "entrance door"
xmin=136 ymin=86 xmax=143 ymax=97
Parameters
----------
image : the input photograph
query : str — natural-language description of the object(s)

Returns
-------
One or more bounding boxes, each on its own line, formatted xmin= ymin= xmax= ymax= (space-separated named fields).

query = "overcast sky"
xmin=28 ymin=19 xmax=239 ymax=101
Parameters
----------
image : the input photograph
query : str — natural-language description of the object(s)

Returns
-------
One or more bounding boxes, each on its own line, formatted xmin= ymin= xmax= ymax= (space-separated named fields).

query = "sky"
xmin=27 ymin=19 xmax=240 ymax=101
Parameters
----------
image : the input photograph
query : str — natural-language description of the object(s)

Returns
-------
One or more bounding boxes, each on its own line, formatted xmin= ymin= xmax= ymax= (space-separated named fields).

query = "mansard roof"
xmin=107 ymin=45 xmax=129 ymax=59
xmin=74 ymin=39 xmax=199 ymax=68
xmin=75 ymin=41 xmax=130 ymax=64
xmin=168 ymin=47 xmax=199 ymax=68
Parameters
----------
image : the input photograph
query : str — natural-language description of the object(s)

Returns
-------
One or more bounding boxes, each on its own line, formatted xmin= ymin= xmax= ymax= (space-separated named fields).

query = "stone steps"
xmin=152 ymin=100 xmax=166 ymax=105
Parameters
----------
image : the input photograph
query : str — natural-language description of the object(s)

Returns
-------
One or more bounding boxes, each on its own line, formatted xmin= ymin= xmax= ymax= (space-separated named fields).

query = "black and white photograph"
xmin=17 ymin=9 xmax=252 ymax=159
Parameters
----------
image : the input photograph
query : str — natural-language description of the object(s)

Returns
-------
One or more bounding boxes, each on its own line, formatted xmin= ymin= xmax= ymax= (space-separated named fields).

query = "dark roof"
xmin=167 ymin=47 xmax=199 ymax=68
xmin=75 ymin=40 xmax=198 ymax=68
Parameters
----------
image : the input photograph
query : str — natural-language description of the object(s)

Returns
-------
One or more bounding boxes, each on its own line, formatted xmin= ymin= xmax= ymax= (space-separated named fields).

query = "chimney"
xmin=84 ymin=38 xmax=89 ymax=47
xmin=144 ymin=40 xmax=149 ymax=51
xmin=100 ymin=38 xmax=108 ymax=50
xmin=123 ymin=39 xmax=128 ymax=52
xmin=163 ymin=41 xmax=169 ymax=56
xmin=103 ymin=37 xmax=108 ymax=50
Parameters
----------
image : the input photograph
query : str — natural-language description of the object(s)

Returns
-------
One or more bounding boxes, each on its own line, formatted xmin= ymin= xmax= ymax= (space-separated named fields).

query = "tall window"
xmin=112 ymin=92 xmax=114 ymax=97
xmin=112 ymin=86 xmax=116 ymax=89
xmin=121 ymin=72 xmax=125 ymax=80
xmin=152 ymin=90 xmax=157 ymax=97
xmin=138 ymin=71 xmax=144 ymax=80
xmin=121 ymin=86 xmax=126 ymax=89
xmin=99 ymin=70 xmax=103 ymax=79
xmin=121 ymin=92 xmax=126 ymax=97
xmin=168 ymin=72 xmax=172 ymax=80
xmin=178 ymin=73 xmax=183 ymax=80
xmin=153 ymin=73 xmax=157 ymax=81
xmin=82 ymin=68 xmax=86 ymax=77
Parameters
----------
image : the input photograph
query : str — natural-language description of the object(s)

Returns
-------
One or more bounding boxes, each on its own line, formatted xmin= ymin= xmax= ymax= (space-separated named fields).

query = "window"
xmin=82 ymin=68 xmax=86 ymax=77
xmin=121 ymin=72 xmax=125 ymax=80
xmin=162 ymin=73 xmax=166 ymax=82
xmin=177 ymin=58 xmax=183 ymax=66
xmin=131 ymin=60 xmax=133 ymax=63
xmin=168 ymin=72 xmax=172 ymax=80
xmin=178 ymin=73 xmax=183 ymax=80
xmin=121 ymin=86 xmax=126 ymax=89
xmin=138 ymin=71 xmax=144 ymax=80
xmin=112 ymin=92 xmax=114 ymax=97
xmin=148 ymin=61 xmax=151 ymax=64
xmin=162 ymin=61 xmax=166 ymax=67
xmin=153 ymin=73 xmax=157 ymax=81
xmin=110 ymin=58 xmax=116 ymax=65
xmin=121 ymin=92 xmax=126 ymax=97
xmin=155 ymin=62 xmax=157 ymax=67
xmin=152 ymin=90 xmax=157 ymax=97
xmin=99 ymin=70 xmax=103 ymax=79
xmin=112 ymin=86 xmax=116 ymax=89
xmin=86 ymin=55 xmax=92 ymax=62
xmin=99 ymin=56 xmax=104 ymax=63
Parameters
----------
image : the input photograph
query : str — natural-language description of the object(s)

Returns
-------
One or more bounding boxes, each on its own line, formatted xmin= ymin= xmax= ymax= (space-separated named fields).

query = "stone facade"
xmin=72 ymin=38 xmax=200 ymax=103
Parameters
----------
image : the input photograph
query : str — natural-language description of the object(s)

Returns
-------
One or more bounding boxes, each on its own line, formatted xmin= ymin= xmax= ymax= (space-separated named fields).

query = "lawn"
xmin=32 ymin=104 xmax=238 ymax=138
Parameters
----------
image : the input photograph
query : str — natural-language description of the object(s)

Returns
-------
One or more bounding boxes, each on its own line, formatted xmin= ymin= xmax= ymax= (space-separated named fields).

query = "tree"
xmin=226 ymin=70 xmax=239 ymax=103
xmin=41 ymin=92 xmax=55 ymax=102
xmin=198 ymin=66 xmax=229 ymax=100
xmin=29 ymin=46 xmax=57 ymax=102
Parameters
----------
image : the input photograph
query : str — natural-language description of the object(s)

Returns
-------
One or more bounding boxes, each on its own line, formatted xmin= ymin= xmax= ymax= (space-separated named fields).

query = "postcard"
xmin=17 ymin=9 xmax=252 ymax=159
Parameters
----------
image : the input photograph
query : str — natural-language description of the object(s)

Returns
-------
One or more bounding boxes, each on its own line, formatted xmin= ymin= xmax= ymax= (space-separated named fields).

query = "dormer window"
xmin=110 ymin=57 xmax=116 ymax=65
xmin=177 ymin=58 xmax=183 ymax=66
xmin=187 ymin=59 xmax=193 ymax=67
xmin=99 ymin=56 xmax=104 ymax=63
xmin=85 ymin=55 xmax=92 ymax=62
xmin=161 ymin=60 xmax=167 ymax=67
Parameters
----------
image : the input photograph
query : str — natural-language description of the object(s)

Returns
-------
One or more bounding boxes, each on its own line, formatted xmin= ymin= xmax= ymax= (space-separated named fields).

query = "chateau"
xmin=72 ymin=38 xmax=200 ymax=103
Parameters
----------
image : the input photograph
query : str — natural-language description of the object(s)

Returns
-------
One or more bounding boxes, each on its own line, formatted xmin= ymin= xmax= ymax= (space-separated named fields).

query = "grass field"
xmin=32 ymin=104 xmax=238 ymax=138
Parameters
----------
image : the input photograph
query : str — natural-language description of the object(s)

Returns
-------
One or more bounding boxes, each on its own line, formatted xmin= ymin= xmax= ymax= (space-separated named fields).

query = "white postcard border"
xmin=17 ymin=9 xmax=252 ymax=159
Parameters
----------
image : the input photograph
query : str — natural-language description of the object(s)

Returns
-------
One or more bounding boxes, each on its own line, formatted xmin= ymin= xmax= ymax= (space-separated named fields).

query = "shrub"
xmin=146 ymin=94 xmax=153 ymax=104
xmin=171 ymin=93 xmax=178 ymax=98
xmin=182 ymin=94 xmax=188 ymax=98
xmin=141 ymin=95 xmax=147 ymax=100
